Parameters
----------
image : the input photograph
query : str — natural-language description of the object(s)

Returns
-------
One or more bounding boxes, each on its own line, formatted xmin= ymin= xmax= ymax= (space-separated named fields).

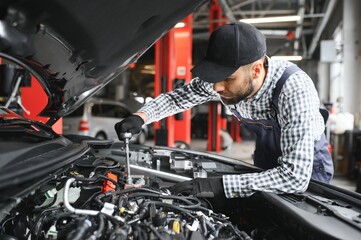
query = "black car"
xmin=0 ymin=1 xmax=361 ymax=240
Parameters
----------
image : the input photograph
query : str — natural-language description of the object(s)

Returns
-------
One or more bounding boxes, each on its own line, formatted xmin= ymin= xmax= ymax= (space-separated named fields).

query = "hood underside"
xmin=0 ymin=0 xmax=206 ymax=123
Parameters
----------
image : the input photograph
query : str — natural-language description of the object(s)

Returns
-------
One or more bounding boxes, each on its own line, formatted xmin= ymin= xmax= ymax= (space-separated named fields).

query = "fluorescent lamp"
xmin=240 ymin=15 xmax=301 ymax=24
xmin=271 ymin=56 xmax=303 ymax=61
xmin=175 ymin=22 xmax=185 ymax=28
xmin=260 ymin=30 xmax=288 ymax=36
xmin=140 ymin=69 xmax=155 ymax=74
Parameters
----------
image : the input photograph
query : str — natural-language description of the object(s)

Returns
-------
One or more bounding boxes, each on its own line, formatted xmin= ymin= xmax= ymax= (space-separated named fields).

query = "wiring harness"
xmin=1 ymin=157 xmax=252 ymax=240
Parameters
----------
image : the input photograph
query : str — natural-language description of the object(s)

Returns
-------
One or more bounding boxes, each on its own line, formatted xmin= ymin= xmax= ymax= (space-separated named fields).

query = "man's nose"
xmin=213 ymin=81 xmax=225 ymax=92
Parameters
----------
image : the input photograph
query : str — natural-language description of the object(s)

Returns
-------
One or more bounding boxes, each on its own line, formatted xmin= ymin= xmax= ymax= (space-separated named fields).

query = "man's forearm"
xmin=136 ymin=78 xmax=217 ymax=124
xmin=133 ymin=112 xmax=147 ymax=124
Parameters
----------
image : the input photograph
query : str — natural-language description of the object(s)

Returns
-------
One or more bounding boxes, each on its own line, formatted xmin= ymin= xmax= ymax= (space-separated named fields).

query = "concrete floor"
xmin=146 ymin=138 xmax=358 ymax=192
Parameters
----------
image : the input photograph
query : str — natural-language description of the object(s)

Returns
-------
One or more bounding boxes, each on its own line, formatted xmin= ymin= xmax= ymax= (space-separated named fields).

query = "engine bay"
xmin=1 ymin=139 xmax=361 ymax=240
xmin=0 ymin=140 xmax=256 ymax=240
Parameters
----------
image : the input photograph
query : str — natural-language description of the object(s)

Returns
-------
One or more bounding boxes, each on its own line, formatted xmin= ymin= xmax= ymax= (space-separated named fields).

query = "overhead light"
xmin=260 ymin=30 xmax=288 ymax=36
xmin=141 ymin=65 xmax=155 ymax=74
xmin=140 ymin=69 xmax=155 ymax=74
xmin=175 ymin=22 xmax=186 ymax=28
xmin=240 ymin=15 xmax=301 ymax=24
xmin=271 ymin=55 xmax=303 ymax=61
xmin=143 ymin=65 xmax=154 ymax=70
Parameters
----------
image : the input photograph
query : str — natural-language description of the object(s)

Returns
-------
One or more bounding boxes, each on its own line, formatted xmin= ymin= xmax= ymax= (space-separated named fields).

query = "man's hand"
xmin=114 ymin=115 xmax=145 ymax=140
xmin=171 ymin=177 xmax=224 ymax=198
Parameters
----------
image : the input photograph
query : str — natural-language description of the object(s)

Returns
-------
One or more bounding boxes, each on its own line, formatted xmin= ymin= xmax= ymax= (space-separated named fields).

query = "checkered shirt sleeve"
xmin=223 ymin=69 xmax=325 ymax=198
xmin=138 ymin=77 xmax=218 ymax=124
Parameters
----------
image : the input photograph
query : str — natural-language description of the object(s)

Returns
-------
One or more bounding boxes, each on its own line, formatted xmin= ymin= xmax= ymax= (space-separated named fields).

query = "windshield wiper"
xmin=0 ymin=118 xmax=56 ymax=139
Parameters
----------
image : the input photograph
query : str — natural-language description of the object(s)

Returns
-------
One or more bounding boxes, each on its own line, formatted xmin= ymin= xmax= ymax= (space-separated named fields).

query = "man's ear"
xmin=252 ymin=61 xmax=263 ymax=78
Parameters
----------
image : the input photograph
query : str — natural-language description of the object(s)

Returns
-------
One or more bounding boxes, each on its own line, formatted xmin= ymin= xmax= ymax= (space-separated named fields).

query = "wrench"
xmin=119 ymin=132 xmax=132 ymax=185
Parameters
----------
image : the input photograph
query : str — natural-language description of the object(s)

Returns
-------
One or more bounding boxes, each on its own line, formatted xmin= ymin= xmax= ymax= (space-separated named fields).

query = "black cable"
xmin=126 ymin=192 xmax=202 ymax=209
xmin=51 ymin=212 xmax=76 ymax=221
xmin=205 ymin=219 xmax=217 ymax=237
xmin=114 ymin=187 xmax=162 ymax=195
xmin=173 ymin=193 xmax=216 ymax=212
xmin=68 ymin=218 xmax=92 ymax=240
xmin=134 ymin=225 xmax=147 ymax=240
xmin=199 ymin=197 xmax=214 ymax=209
xmin=96 ymin=175 xmax=121 ymax=190
xmin=215 ymin=222 xmax=245 ymax=239
xmin=25 ymin=207 xmax=61 ymax=240
xmin=81 ymin=185 xmax=102 ymax=190
xmin=178 ymin=196 xmax=203 ymax=209
xmin=73 ymin=174 xmax=122 ymax=191
xmin=239 ymin=230 xmax=253 ymax=240
xmin=107 ymin=169 xmax=127 ymax=176
xmin=98 ymin=212 xmax=119 ymax=226
xmin=146 ymin=201 xmax=195 ymax=219
xmin=200 ymin=216 xmax=208 ymax=236
xmin=0 ymin=216 xmax=15 ymax=234
xmin=118 ymin=195 xmax=127 ymax=208
xmin=93 ymin=163 xmax=121 ymax=173
xmin=95 ymin=214 xmax=105 ymax=239
xmin=35 ymin=214 xmax=48 ymax=240
xmin=145 ymin=222 xmax=168 ymax=240
xmin=94 ymin=193 xmax=107 ymax=207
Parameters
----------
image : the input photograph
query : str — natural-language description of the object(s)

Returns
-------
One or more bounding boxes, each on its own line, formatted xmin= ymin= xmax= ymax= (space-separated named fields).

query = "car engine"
xmin=1 ymin=138 xmax=361 ymax=240
xmin=0 ymin=140 xmax=254 ymax=240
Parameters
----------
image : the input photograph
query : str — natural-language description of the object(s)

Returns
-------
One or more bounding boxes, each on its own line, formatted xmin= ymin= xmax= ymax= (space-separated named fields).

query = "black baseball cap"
xmin=191 ymin=22 xmax=266 ymax=83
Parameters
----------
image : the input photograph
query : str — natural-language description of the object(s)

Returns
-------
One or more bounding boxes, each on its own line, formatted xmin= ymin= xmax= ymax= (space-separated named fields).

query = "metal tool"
xmin=120 ymin=132 xmax=133 ymax=185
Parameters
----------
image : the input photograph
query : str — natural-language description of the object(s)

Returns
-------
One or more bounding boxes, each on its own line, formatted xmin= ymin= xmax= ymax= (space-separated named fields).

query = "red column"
xmin=153 ymin=16 xmax=193 ymax=147
xmin=173 ymin=15 xmax=192 ymax=145
xmin=230 ymin=116 xmax=242 ymax=142
xmin=154 ymin=29 xmax=176 ymax=147
xmin=207 ymin=0 xmax=225 ymax=151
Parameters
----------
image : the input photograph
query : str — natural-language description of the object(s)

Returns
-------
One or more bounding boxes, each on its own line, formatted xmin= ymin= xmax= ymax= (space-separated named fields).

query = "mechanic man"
xmin=115 ymin=22 xmax=334 ymax=198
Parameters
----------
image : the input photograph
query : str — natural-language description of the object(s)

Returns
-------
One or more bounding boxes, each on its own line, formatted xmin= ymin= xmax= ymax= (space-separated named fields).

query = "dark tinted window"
xmin=91 ymin=104 xmax=102 ymax=116
xmin=91 ymin=103 xmax=131 ymax=118
xmin=114 ymin=106 xmax=131 ymax=118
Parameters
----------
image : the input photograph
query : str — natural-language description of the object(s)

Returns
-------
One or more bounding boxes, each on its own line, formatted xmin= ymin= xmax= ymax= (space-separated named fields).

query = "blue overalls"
xmin=230 ymin=65 xmax=334 ymax=183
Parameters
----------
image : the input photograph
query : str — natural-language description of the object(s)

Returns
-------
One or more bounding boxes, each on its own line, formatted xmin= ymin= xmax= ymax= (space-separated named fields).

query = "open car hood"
xmin=0 ymin=0 xmax=205 ymax=123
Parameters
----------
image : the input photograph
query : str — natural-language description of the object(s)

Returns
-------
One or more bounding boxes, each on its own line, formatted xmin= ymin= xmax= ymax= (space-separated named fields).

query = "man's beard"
xmin=220 ymin=77 xmax=254 ymax=104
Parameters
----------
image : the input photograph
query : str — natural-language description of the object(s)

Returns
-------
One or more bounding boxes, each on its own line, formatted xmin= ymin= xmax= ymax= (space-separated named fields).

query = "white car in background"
xmin=63 ymin=98 xmax=147 ymax=144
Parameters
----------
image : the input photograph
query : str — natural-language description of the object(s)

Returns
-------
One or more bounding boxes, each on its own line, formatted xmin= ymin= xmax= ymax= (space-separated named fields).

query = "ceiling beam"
xmin=308 ymin=0 xmax=338 ymax=58
xmin=197 ymin=9 xmax=297 ymax=17
xmin=258 ymin=0 xmax=276 ymax=18
xmin=219 ymin=0 xmax=237 ymax=22
xmin=231 ymin=0 xmax=258 ymax=10
xmin=294 ymin=0 xmax=305 ymax=55
xmin=233 ymin=9 xmax=297 ymax=16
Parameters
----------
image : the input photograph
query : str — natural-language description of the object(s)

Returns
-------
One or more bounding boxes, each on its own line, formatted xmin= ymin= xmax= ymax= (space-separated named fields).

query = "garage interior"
xmin=105 ymin=0 xmax=360 ymax=192
xmin=1 ymin=0 xmax=361 ymax=192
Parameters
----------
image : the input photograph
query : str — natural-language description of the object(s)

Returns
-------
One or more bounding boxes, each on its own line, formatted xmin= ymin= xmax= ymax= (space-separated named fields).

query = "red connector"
xmin=102 ymin=172 xmax=118 ymax=193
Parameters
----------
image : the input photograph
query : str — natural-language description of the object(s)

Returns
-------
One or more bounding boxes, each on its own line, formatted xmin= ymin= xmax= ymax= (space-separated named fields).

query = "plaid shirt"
xmin=138 ymin=59 xmax=325 ymax=198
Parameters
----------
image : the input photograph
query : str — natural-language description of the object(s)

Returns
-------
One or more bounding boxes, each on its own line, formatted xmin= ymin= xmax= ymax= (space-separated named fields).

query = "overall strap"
xmin=271 ymin=64 xmax=301 ymax=115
